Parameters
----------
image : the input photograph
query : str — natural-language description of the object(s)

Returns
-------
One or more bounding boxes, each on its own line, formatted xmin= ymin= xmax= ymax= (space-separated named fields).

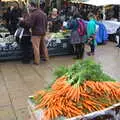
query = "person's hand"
xmin=88 ymin=37 xmax=93 ymax=41
xmin=19 ymin=17 xmax=24 ymax=21
xmin=48 ymin=21 xmax=52 ymax=25
xmin=87 ymin=39 xmax=92 ymax=45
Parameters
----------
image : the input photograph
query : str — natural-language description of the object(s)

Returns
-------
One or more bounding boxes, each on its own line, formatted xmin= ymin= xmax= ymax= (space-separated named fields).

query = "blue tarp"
xmin=84 ymin=21 xmax=108 ymax=44
xmin=96 ymin=22 xmax=108 ymax=44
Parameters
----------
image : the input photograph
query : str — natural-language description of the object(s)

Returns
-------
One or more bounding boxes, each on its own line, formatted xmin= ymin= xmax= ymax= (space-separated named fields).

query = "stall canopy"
xmin=1 ymin=0 xmax=25 ymax=1
xmin=70 ymin=0 xmax=88 ymax=3
xmin=81 ymin=0 xmax=120 ymax=6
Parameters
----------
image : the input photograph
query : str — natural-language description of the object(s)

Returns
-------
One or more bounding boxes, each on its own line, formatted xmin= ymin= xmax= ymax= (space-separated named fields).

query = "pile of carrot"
xmin=32 ymin=60 xmax=120 ymax=120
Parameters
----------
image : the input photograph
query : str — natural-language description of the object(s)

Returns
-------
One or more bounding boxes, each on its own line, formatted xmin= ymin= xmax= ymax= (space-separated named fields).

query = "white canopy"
xmin=1 ymin=0 xmax=24 ymax=1
xmin=82 ymin=0 xmax=120 ymax=6
xmin=71 ymin=0 xmax=89 ymax=4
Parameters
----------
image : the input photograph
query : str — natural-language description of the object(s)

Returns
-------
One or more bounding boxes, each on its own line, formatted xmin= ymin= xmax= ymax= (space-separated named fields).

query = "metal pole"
xmin=103 ymin=6 xmax=106 ymax=20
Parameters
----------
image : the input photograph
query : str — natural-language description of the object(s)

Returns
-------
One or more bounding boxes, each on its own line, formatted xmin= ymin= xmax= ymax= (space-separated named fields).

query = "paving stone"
xmin=16 ymin=108 xmax=29 ymax=120
xmin=0 ymin=105 xmax=16 ymax=120
xmin=0 ymin=42 xmax=119 ymax=120
xmin=11 ymin=96 xmax=28 ymax=111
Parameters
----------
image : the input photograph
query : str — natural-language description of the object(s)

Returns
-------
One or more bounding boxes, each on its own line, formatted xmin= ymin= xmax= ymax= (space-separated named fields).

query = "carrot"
xmin=34 ymin=80 xmax=120 ymax=120
xmin=82 ymin=103 xmax=93 ymax=113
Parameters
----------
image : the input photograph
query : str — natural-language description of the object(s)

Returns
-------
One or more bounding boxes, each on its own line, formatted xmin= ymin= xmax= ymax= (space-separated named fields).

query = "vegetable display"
xmin=32 ymin=59 xmax=120 ymax=120
xmin=45 ymin=31 xmax=71 ymax=41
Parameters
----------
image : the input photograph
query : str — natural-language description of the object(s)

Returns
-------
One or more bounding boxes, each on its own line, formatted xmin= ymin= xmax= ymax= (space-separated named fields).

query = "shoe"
xmin=73 ymin=56 xmax=79 ymax=59
xmin=91 ymin=52 xmax=95 ymax=56
xmin=87 ymin=52 xmax=95 ymax=56
xmin=116 ymin=45 xmax=120 ymax=48
xmin=87 ymin=52 xmax=91 ymax=56
xmin=34 ymin=63 xmax=39 ymax=65
xmin=41 ymin=58 xmax=49 ymax=61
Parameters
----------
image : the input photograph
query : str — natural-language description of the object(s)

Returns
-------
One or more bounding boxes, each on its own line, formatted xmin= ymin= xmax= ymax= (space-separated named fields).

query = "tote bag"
xmin=14 ymin=27 xmax=24 ymax=39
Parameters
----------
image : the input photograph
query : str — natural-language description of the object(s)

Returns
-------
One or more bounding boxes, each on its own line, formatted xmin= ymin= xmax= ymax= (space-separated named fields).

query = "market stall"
xmin=0 ymin=0 xmax=74 ymax=61
xmin=0 ymin=30 xmax=73 ymax=60
xmin=0 ymin=0 xmax=25 ymax=60
xmin=102 ymin=20 xmax=120 ymax=34
xmin=80 ymin=0 xmax=120 ymax=42
xmin=45 ymin=31 xmax=73 ymax=56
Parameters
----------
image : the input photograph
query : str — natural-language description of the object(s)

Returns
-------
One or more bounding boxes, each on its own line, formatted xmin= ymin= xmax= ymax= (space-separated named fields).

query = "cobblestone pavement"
xmin=0 ymin=42 xmax=119 ymax=120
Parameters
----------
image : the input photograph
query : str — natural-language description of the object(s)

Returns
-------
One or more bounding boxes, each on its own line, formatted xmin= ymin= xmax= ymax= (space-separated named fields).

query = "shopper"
xmin=116 ymin=27 xmax=120 ymax=48
xmin=68 ymin=14 xmax=86 ymax=59
xmin=19 ymin=11 xmax=32 ymax=64
xmin=87 ymin=13 xmax=97 ymax=56
xmin=24 ymin=2 xmax=49 ymax=65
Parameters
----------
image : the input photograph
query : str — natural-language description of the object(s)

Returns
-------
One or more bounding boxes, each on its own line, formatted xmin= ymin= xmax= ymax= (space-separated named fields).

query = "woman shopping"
xmin=68 ymin=14 xmax=86 ymax=59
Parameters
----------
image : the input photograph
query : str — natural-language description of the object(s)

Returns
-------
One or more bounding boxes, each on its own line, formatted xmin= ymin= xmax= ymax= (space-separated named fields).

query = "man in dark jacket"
xmin=26 ymin=2 xmax=48 ymax=65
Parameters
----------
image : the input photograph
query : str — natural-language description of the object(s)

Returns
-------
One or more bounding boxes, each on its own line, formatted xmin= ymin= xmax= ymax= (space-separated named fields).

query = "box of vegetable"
xmin=28 ymin=59 xmax=120 ymax=120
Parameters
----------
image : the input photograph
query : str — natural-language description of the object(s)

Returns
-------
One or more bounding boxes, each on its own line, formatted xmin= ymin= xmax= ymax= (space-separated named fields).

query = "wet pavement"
xmin=0 ymin=42 xmax=119 ymax=120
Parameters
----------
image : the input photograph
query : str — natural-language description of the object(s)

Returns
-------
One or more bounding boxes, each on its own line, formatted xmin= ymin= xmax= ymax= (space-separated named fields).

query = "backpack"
xmin=77 ymin=19 xmax=86 ymax=36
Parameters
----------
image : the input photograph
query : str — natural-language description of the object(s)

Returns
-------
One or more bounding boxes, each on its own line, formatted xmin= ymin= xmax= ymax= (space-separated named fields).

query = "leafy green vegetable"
xmin=54 ymin=66 xmax=68 ymax=79
xmin=53 ymin=59 xmax=116 ymax=86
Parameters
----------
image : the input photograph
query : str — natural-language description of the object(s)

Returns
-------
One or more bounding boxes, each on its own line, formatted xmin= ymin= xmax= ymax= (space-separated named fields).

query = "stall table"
xmin=102 ymin=20 xmax=120 ymax=42
xmin=0 ymin=33 xmax=73 ymax=60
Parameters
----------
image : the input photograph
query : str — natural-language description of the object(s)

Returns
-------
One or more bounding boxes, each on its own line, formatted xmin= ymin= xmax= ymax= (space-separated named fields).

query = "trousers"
xmin=75 ymin=43 xmax=84 ymax=59
xmin=90 ymin=43 xmax=95 ymax=53
xmin=20 ymin=36 xmax=32 ymax=63
xmin=32 ymin=35 xmax=49 ymax=64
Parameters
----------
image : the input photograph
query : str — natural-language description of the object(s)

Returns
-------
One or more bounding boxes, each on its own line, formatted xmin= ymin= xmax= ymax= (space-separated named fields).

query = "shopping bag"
xmin=14 ymin=27 xmax=24 ymax=39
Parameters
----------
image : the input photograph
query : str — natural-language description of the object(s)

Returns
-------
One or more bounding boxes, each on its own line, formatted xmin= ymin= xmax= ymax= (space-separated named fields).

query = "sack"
xmin=77 ymin=20 xmax=86 ymax=36
xmin=14 ymin=27 xmax=24 ymax=39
